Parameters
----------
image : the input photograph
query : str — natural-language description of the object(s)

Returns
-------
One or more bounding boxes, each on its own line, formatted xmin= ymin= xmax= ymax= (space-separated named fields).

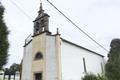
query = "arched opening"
xmin=35 ymin=52 xmax=43 ymax=60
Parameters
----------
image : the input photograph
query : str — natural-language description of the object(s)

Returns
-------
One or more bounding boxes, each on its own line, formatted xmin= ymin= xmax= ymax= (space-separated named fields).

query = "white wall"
xmin=61 ymin=40 xmax=105 ymax=80
xmin=21 ymin=42 xmax=32 ymax=80
xmin=46 ymin=36 xmax=57 ymax=80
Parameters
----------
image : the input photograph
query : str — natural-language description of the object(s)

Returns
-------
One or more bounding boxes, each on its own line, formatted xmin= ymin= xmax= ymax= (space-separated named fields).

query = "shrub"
xmin=97 ymin=74 xmax=108 ymax=80
xmin=82 ymin=74 xmax=97 ymax=80
xmin=82 ymin=74 xmax=108 ymax=80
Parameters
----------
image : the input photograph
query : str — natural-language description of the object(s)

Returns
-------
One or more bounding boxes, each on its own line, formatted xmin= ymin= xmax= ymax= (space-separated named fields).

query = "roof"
xmin=23 ymin=33 xmax=104 ymax=57
xmin=61 ymin=38 xmax=104 ymax=57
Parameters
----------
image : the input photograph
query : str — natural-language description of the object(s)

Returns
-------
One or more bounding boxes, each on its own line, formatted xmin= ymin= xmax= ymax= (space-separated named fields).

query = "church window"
xmin=41 ymin=19 xmax=44 ymax=24
xmin=41 ymin=19 xmax=45 ymax=27
xmin=35 ymin=22 xmax=39 ymax=33
xmin=83 ymin=57 xmax=87 ymax=73
xmin=35 ymin=52 xmax=43 ymax=60
xmin=101 ymin=62 xmax=104 ymax=73
xmin=36 ymin=28 xmax=39 ymax=32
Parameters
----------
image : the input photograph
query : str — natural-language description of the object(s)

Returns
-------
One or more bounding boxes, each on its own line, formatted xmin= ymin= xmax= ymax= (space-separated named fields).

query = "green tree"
xmin=3 ymin=63 xmax=20 ymax=75
xmin=0 ymin=4 xmax=9 ymax=70
xmin=9 ymin=63 xmax=20 ymax=72
xmin=105 ymin=39 xmax=120 ymax=80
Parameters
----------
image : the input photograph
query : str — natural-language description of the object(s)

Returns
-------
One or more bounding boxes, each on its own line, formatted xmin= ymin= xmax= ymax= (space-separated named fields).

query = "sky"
xmin=1 ymin=0 xmax=120 ymax=67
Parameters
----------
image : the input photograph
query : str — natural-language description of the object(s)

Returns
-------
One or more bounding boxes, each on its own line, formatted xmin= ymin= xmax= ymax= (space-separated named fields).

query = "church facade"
xmin=21 ymin=3 xmax=105 ymax=80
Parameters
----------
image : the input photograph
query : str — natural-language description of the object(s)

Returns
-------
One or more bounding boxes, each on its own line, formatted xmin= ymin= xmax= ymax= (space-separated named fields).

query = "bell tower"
xmin=33 ymin=3 xmax=50 ymax=36
xmin=21 ymin=2 xmax=62 ymax=80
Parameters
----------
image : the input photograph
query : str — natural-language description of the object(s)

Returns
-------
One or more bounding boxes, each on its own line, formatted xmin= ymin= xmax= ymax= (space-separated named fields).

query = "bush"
xmin=82 ymin=74 xmax=108 ymax=80
xmin=82 ymin=74 xmax=97 ymax=80
xmin=97 ymin=74 xmax=108 ymax=80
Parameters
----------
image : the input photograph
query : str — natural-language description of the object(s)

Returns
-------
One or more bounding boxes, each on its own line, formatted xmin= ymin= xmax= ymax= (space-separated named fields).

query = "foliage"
xmin=82 ymin=74 xmax=97 ymax=80
xmin=97 ymin=74 xmax=108 ymax=80
xmin=1 ymin=63 xmax=20 ymax=77
xmin=105 ymin=39 xmax=120 ymax=80
xmin=4 ymin=63 xmax=20 ymax=74
xmin=82 ymin=74 xmax=108 ymax=80
xmin=9 ymin=63 xmax=20 ymax=72
xmin=0 ymin=4 xmax=9 ymax=70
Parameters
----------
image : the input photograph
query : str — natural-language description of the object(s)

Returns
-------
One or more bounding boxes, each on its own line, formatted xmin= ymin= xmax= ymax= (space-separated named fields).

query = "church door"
xmin=35 ymin=73 xmax=42 ymax=80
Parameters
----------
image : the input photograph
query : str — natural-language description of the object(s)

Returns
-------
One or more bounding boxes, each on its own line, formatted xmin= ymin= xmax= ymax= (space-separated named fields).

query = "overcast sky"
xmin=2 ymin=0 xmax=120 ymax=67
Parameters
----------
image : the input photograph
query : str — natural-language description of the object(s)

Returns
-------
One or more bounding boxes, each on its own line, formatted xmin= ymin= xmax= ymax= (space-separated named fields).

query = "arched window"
xmin=35 ymin=52 xmax=43 ymax=60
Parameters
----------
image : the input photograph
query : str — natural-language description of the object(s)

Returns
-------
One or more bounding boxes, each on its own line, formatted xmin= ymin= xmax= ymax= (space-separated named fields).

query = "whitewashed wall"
xmin=46 ymin=36 xmax=57 ymax=80
xmin=61 ymin=40 xmax=105 ymax=80
xmin=21 ymin=42 xmax=32 ymax=80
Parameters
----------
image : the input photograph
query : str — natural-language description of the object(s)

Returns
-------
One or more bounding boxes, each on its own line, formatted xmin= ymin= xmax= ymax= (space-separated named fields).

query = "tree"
xmin=3 ymin=63 xmax=20 ymax=75
xmin=9 ymin=63 xmax=20 ymax=72
xmin=105 ymin=39 xmax=120 ymax=80
xmin=0 ymin=4 xmax=9 ymax=70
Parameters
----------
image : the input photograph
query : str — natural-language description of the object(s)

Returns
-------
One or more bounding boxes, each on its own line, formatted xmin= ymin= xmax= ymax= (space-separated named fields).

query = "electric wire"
xmin=6 ymin=0 xmax=108 ymax=52
xmin=47 ymin=0 xmax=109 ymax=52
xmin=8 ymin=0 xmax=32 ymax=20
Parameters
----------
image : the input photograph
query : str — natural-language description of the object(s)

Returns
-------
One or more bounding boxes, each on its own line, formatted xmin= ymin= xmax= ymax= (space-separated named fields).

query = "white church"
xmin=21 ymin=3 xmax=105 ymax=80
